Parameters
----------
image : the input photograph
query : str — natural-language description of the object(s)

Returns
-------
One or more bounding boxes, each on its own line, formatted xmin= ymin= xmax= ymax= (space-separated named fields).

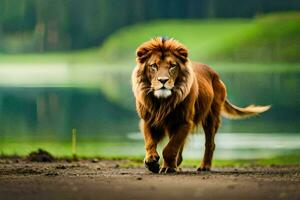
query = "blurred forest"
xmin=1 ymin=0 xmax=300 ymax=53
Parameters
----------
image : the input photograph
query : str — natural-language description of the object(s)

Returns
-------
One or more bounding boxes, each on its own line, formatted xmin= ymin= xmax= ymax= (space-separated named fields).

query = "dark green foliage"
xmin=0 ymin=0 xmax=299 ymax=52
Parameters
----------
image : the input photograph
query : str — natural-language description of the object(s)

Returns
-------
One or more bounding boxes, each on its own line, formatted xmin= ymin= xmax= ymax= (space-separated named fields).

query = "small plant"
xmin=72 ymin=128 xmax=78 ymax=160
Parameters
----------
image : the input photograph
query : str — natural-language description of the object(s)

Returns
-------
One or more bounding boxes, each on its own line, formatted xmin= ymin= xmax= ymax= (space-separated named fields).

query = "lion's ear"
xmin=136 ymin=47 xmax=151 ymax=64
xmin=174 ymin=47 xmax=188 ymax=63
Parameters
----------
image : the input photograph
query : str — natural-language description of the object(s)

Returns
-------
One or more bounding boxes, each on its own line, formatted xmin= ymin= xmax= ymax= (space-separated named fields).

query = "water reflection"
xmin=0 ymin=64 xmax=299 ymax=158
xmin=0 ymin=87 xmax=137 ymax=140
xmin=128 ymin=132 xmax=300 ymax=159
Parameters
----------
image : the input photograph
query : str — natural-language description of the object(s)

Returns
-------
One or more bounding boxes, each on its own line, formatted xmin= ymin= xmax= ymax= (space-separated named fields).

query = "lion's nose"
xmin=158 ymin=77 xmax=169 ymax=84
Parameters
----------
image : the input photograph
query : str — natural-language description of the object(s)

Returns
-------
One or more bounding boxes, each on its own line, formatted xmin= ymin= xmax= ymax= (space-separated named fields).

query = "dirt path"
xmin=0 ymin=159 xmax=299 ymax=200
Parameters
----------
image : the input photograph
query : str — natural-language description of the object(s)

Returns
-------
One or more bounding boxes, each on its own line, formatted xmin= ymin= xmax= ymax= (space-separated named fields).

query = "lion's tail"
xmin=221 ymin=99 xmax=271 ymax=119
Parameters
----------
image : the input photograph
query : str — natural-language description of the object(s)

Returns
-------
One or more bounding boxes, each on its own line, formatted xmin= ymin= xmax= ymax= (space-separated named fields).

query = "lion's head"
xmin=132 ymin=37 xmax=195 ymax=123
xmin=133 ymin=37 xmax=193 ymax=99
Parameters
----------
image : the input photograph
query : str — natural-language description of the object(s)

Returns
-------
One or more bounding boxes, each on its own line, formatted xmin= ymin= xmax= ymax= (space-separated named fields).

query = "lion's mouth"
xmin=153 ymin=88 xmax=172 ymax=98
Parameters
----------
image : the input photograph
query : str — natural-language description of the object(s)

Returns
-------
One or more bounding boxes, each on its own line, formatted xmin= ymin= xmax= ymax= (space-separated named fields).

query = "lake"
xmin=0 ymin=63 xmax=299 ymax=159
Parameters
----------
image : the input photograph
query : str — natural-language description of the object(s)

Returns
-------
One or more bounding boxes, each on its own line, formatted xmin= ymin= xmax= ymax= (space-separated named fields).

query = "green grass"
xmin=119 ymin=155 xmax=300 ymax=168
xmin=218 ymin=12 xmax=300 ymax=62
xmin=1 ymin=140 xmax=299 ymax=167
xmin=99 ymin=11 xmax=300 ymax=63
xmin=0 ymin=48 xmax=101 ymax=64
xmin=99 ymin=19 xmax=254 ymax=63
xmin=0 ymin=140 xmax=145 ymax=158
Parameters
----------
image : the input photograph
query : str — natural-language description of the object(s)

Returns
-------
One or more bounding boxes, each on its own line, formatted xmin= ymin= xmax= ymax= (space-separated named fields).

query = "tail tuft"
xmin=222 ymin=99 xmax=270 ymax=119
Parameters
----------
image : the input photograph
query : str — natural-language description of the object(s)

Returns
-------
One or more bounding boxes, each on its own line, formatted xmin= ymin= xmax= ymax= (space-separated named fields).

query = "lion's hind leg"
xmin=197 ymin=110 xmax=220 ymax=171
xmin=198 ymin=80 xmax=225 ymax=171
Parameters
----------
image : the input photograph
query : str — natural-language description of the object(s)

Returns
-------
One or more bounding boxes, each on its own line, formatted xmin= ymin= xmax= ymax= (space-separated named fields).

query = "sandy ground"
xmin=0 ymin=159 xmax=299 ymax=200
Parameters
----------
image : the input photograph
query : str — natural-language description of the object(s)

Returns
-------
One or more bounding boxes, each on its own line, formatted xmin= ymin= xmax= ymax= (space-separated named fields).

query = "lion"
xmin=131 ymin=37 xmax=270 ymax=173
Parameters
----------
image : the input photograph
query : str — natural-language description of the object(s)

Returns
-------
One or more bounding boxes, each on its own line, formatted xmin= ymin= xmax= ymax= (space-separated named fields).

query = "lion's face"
xmin=146 ymin=52 xmax=180 ymax=98
xmin=135 ymin=37 xmax=189 ymax=99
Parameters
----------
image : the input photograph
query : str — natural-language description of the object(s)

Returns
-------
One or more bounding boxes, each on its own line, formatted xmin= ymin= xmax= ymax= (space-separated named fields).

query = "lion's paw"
xmin=196 ymin=166 xmax=211 ymax=172
xmin=144 ymin=155 xmax=160 ymax=173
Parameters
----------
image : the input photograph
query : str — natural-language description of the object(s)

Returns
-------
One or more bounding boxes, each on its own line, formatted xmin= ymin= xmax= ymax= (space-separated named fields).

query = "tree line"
xmin=0 ymin=0 xmax=299 ymax=52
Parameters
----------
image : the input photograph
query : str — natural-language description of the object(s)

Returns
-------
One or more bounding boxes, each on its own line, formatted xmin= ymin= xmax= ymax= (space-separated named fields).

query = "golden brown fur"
xmin=132 ymin=37 xmax=270 ymax=173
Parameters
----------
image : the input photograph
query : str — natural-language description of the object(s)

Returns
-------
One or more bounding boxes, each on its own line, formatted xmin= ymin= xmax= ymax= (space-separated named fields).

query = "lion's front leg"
xmin=160 ymin=122 xmax=191 ymax=173
xmin=141 ymin=120 xmax=164 ymax=173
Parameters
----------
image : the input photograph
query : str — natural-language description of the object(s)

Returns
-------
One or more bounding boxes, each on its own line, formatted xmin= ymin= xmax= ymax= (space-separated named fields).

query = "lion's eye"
xmin=170 ymin=63 xmax=178 ymax=71
xmin=150 ymin=64 xmax=158 ymax=71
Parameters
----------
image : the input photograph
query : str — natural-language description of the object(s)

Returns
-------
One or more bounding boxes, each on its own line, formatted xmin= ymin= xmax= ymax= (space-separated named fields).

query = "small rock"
xmin=136 ymin=177 xmax=142 ymax=180
xmin=91 ymin=158 xmax=99 ymax=163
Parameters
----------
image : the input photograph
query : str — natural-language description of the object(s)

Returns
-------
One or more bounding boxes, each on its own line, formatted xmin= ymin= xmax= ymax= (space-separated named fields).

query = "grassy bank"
xmin=0 ymin=12 xmax=299 ymax=65
xmin=1 ymin=140 xmax=299 ymax=167
xmin=1 ymin=153 xmax=299 ymax=167
xmin=100 ymin=12 xmax=300 ymax=63
xmin=0 ymin=48 xmax=101 ymax=64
